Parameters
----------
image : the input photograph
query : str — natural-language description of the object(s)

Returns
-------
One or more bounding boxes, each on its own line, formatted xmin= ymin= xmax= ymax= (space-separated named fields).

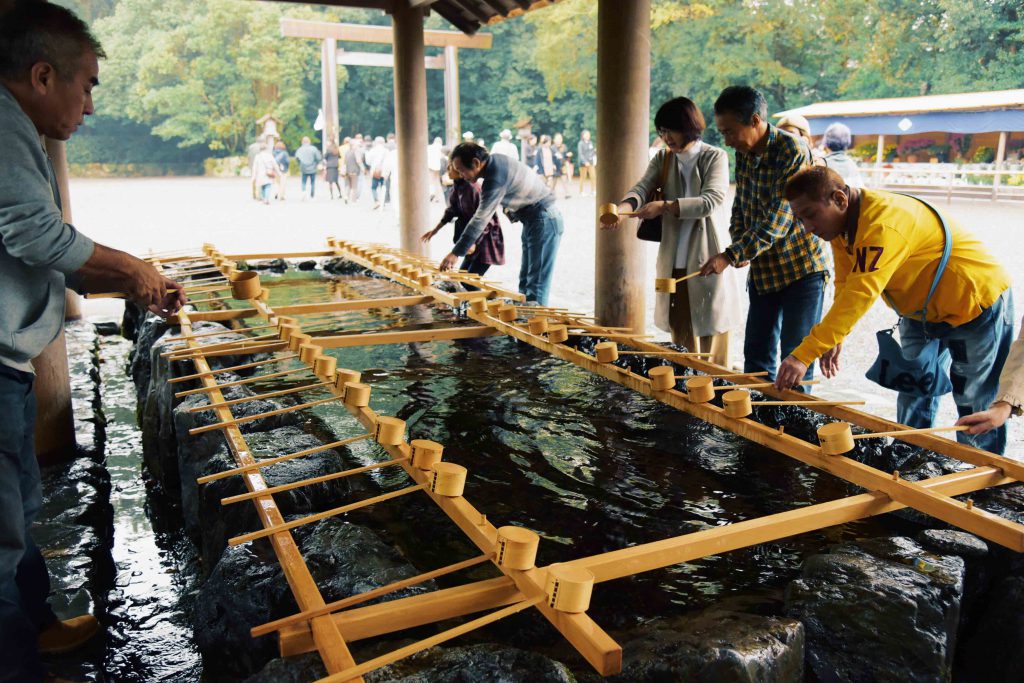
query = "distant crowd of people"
xmin=248 ymin=127 xmax=598 ymax=208
xmin=248 ymin=133 xmax=400 ymax=207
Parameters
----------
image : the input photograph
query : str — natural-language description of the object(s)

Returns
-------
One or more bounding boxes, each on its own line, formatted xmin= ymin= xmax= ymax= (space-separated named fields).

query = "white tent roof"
xmin=776 ymin=89 xmax=1024 ymax=119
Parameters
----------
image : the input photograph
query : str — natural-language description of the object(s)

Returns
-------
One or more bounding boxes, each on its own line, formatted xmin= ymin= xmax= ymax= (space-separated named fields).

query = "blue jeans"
xmin=371 ymin=176 xmax=386 ymax=203
xmin=0 ymin=366 xmax=55 ymax=682
xmin=897 ymin=289 xmax=1015 ymax=454
xmin=517 ymin=205 xmax=563 ymax=306
xmin=301 ymin=172 xmax=316 ymax=197
xmin=258 ymin=183 xmax=271 ymax=202
xmin=743 ymin=272 xmax=826 ymax=382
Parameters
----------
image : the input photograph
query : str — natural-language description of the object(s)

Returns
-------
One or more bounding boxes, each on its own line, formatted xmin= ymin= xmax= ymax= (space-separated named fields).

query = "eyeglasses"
xmin=656 ymin=127 xmax=677 ymax=138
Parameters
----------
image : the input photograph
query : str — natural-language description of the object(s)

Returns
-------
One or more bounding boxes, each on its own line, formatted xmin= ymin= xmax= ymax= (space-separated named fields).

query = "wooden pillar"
xmin=320 ymin=37 xmax=339 ymax=150
xmin=874 ymin=134 xmax=885 ymax=189
xmin=35 ymin=137 xmax=78 ymax=463
xmin=595 ymin=0 xmax=649 ymax=332
xmin=993 ymin=131 xmax=1007 ymax=200
xmin=443 ymin=45 xmax=461 ymax=148
xmin=392 ymin=4 xmax=430 ymax=255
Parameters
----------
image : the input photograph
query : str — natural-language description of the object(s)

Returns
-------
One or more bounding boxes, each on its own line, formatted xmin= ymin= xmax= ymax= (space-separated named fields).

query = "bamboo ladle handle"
xmin=315 ymin=596 xmax=546 ymax=683
xmin=86 ymin=288 xmax=181 ymax=299
xmin=853 ymin=425 xmax=969 ymax=440
xmin=754 ymin=400 xmax=865 ymax=407
xmin=671 ymin=272 xmax=702 ymax=285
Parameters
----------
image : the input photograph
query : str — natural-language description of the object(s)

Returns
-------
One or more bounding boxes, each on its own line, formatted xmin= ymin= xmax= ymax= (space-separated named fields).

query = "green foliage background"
xmin=59 ymin=0 xmax=1023 ymax=169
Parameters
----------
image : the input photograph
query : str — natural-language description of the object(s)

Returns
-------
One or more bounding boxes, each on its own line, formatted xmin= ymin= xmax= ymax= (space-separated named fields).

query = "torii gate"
xmin=280 ymin=18 xmax=492 ymax=149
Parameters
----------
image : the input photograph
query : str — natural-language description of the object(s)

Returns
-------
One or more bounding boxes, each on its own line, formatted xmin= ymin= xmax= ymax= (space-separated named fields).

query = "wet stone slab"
xmin=195 ymin=518 xmax=431 ymax=679
xmin=785 ymin=535 xmax=965 ymax=683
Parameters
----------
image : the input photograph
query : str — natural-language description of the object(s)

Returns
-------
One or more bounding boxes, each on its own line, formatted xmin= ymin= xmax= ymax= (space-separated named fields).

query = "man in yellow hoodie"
xmin=774 ymin=166 xmax=1013 ymax=454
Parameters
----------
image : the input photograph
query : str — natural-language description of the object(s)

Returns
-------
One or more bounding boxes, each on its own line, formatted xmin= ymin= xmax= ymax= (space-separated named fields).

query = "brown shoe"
xmin=43 ymin=674 xmax=75 ymax=683
xmin=37 ymin=614 xmax=101 ymax=654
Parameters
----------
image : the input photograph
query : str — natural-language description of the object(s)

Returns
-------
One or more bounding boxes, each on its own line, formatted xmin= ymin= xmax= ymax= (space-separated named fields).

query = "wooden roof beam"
xmin=279 ymin=17 xmax=493 ymax=49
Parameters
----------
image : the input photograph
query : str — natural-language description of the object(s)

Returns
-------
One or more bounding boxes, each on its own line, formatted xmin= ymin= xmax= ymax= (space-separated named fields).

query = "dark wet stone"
xmin=35 ymin=454 xmax=112 ymax=619
xmin=785 ymin=536 xmax=964 ymax=683
xmin=133 ymin=317 xmax=262 ymax=470
xmin=171 ymin=391 xmax=300 ymax=533
xmin=245 ymin=653 xmax=326 ymax=683
xmin=434 ymin=279 xmax=461 ymax=294
xmin=600 ymin=609 xmax=803 ymax=683
xmin=298 ymin=260 xmax=317 ymax=271
xmin=969 ymin=483 xmax=1024 ymax=526
xmin=129 ymin=312 xmax=171 ymax=395
xmin=323 ymin=257 xmax=368 ymax=275
xmin=958 ymin=484 xmax=1024 ymax=573
xmin=121 ymin=300 xmax=144 ymax=342
xmin=67 ymin=320 xmax=104 ymax=456
xmin=249 ymin=258 xmax=288 ymax=272
xmin=190 ymin=427 xmax=352 ymax=570
xmin=958 ymin=576 xmax=1024 ymax=683
xmin=94 ymin=320 xmax=121 ymax=336
xmin=197 ymin=520 xmax=429 ymax=678
xmin=193 ymin=544 xmax=289 ymax=677
xmin=292 ymin=518 xmax=434 ymax=604
xmin=918 ymin=529 xmax=989 ymax=558
xmin=364 ymin=643 xmax=575 ymax=683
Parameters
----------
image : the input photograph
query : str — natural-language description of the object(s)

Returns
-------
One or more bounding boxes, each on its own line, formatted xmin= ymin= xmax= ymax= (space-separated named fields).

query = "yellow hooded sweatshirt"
xmin=790 ymin=189 xmax=1010 ymax=366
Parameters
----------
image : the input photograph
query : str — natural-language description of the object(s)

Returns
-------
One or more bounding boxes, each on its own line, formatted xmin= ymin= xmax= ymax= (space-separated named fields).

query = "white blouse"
xmin=673 ymin=141 xmax=703 ymax=269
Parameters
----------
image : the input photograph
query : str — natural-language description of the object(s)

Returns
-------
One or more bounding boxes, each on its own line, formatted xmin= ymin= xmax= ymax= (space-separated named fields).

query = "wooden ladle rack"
xmin=147 ymin=239 xmax=1024 ymax=682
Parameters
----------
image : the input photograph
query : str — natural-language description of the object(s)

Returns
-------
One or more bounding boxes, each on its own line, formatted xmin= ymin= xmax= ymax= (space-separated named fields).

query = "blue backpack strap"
xmin=891 ymin=192 xmax=952 ymax=323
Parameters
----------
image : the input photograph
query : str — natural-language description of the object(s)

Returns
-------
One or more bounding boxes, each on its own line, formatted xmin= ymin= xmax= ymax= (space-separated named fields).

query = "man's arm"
xmin=76 ymin=244 xmax=185 ymax=316
xmin=0 ymin=131 xmax=94 ymax=275
xmin=451 ymin=172 xmax=507 ymax=257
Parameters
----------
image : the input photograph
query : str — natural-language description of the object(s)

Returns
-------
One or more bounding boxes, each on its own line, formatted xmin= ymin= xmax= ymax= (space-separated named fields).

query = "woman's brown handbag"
xmin=636 ymin=151 xmax=674 ymax=243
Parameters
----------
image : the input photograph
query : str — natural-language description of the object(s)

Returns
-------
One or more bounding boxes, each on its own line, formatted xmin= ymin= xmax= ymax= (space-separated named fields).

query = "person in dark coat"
xmin=421 ymin=163 xmax=505 ymax=280
xmin=323 ymin=142 xmax=342 ymax=199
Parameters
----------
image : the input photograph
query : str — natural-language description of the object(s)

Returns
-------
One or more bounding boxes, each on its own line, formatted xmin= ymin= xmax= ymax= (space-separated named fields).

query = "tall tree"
xmin=94 ymin=0 xmax=332 ymax=154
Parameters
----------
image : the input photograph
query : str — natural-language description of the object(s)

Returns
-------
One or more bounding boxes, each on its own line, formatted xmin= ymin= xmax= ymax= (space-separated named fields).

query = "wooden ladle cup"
xmin=599 ymin=203 xmax=637 ymax=226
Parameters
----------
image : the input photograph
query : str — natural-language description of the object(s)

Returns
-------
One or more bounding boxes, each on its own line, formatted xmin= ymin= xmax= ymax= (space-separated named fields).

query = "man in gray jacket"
xmin=440 ymin=142 xmax=563 ymax=306
xmin=0 ymin=5 xmax=184 ymax=680
xmin=294 ymin=136 xmax=323 ymax=200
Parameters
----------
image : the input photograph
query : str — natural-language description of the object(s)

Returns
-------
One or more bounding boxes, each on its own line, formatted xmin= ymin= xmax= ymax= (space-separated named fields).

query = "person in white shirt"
xmin=381 ymin=141 xmax=398 ymax=208
xmin=365 ymin=136 xmax=387 ymax=209
xmin=490 ymin=129 xmax=520 ymax=161
xmin=427 ymin=136 xmax=443 ymax=201
xmin=605 ymin=97 xmax=741 ymax=365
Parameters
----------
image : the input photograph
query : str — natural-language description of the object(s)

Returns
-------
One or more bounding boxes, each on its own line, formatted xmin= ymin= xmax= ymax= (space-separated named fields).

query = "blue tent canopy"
xmin=806 ymin=110 xmax=1024 ymax=136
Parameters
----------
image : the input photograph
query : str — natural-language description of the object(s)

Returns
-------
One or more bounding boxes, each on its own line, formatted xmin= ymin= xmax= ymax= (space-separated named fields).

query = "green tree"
xmin=93 ymin=0 xmax=332 ymax=154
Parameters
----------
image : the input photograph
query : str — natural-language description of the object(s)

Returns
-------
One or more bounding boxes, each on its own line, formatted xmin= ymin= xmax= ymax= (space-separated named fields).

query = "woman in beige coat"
xmin=606 ymin=97 xmax=741 ymax=365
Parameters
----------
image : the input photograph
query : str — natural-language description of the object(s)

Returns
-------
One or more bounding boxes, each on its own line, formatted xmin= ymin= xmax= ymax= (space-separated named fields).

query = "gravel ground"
xmin=70 ymin=175 xmax=1024 ymax=453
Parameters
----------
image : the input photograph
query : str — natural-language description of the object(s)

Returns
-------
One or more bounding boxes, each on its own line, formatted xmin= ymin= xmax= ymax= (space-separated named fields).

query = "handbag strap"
xmin=656 ymin=150 xmax=673 ymax=192
xmin=883 ymin=192 xmax=952 ymax=322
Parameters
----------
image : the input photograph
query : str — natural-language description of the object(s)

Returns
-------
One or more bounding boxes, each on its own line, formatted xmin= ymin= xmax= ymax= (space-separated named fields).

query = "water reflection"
xmin=100 ymin=336 xmax=201 ymax=682
xmin=151 ymin=268 xmax=916 ymax=664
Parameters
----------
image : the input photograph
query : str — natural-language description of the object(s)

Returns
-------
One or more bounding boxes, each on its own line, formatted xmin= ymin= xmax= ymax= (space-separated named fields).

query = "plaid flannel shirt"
xmin=724 ymin=124 xmax=828 ymax=294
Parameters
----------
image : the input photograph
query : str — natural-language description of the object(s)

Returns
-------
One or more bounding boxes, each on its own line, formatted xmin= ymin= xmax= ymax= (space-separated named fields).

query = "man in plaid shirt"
xmin=700 ymin=86 xmax=829 ymax=382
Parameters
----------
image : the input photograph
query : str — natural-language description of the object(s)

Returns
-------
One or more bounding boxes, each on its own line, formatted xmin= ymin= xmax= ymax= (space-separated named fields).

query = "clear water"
xmin=93 ymin=266 xmax=912 ymax=676
xmin=99 ymin=335 xmax=202 ymax=682
xmin=220 ymin=270 xmax=907 ymax=630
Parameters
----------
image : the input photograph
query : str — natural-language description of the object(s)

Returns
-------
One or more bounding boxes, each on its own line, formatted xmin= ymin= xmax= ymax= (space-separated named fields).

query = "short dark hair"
xmin=450 ymin=142 xmax=489 ymax=167
xmin=0 ymin=2 xmax=105 ymax=82
xmin=654 ymin=97 xmax=706 ymax=143
xmin=784 ymin=166 xmax=846 ymax=203
xmin=714 ymin=86 xmax=767 ymax=126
